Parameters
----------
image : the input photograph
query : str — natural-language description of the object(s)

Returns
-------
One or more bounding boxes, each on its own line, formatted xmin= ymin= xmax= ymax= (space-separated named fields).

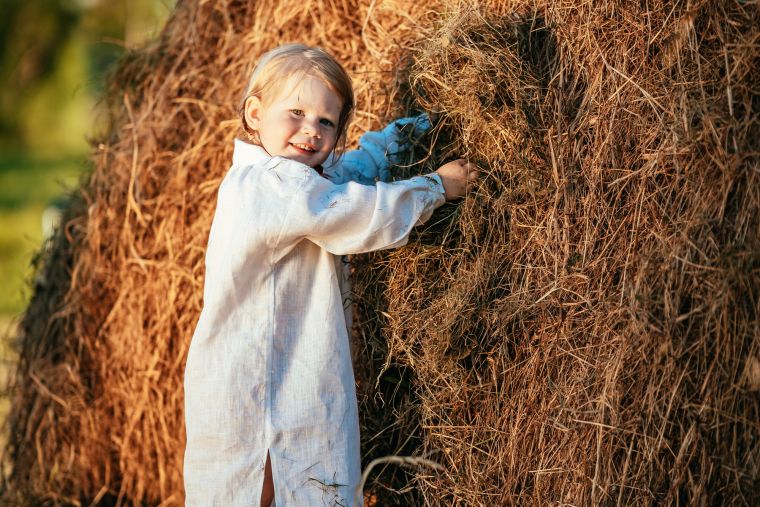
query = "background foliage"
xmin=0 ymin=0 xmax=174 ymax=317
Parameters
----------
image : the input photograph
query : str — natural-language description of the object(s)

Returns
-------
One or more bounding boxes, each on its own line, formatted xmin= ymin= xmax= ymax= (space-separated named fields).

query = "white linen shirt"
xmin=184 ymin=118 xmax=445 ymax=506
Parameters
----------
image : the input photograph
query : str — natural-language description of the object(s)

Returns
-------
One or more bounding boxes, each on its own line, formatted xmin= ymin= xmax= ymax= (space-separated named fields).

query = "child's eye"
xmin=320 ymin=118 xmax=335 ymax=127
xmin=290 ymin=109 xmax=304 ymax=116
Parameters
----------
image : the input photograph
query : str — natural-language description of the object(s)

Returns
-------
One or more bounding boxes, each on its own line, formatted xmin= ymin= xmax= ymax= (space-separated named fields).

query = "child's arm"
xmin=268 ymin=157 xmax=479 ymax=259
xmin=324 ymin=114 xmax=431 ymax=185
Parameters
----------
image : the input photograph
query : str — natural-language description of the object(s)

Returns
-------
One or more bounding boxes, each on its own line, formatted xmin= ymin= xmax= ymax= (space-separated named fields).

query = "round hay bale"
xmin=3 ymin=0 xmax=759 ymax=505
xmin=357 ymin=1 xmax=760 ymax=504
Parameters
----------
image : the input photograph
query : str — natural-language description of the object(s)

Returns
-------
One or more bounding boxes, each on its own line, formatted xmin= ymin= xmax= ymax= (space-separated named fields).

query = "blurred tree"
xmin=0 ymin=0 xmax=81 ymax=151
xmin=0 ymin=0 xmax=174 ymax=315
xmin=0 ymin=0 xmax=174 ymax=155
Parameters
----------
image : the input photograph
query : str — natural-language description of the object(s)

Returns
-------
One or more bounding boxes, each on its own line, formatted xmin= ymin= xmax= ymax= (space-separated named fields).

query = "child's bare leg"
xmin=260 ymin=452 xmax=274 ymax=507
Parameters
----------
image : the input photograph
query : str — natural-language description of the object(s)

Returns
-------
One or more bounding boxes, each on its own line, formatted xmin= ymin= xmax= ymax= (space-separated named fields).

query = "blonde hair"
xmin=239 ymin=44 xmax=354 ymax=154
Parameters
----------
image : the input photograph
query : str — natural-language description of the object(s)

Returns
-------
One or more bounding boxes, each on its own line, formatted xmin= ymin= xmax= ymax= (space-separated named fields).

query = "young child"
xmin=183 ymin=44 xmax=478 ymax=507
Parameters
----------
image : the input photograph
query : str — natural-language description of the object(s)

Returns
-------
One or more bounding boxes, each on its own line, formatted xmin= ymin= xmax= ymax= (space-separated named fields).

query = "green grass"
xmin=0 ymin=154 xmax=87 ymax=316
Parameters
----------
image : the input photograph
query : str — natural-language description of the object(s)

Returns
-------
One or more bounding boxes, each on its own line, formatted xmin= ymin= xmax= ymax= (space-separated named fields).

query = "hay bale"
xmin=2 ymin=0 xmax=438 ymax=503
xmin=3 ymin=0 xmax=758 ymax=505
xmin=355 ymin=2 xmax=760 ymax=504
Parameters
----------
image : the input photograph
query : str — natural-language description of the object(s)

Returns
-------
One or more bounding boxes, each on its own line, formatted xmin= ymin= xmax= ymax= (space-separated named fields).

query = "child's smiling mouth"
xmin=290 ymin=142 xmax=317 ymax=153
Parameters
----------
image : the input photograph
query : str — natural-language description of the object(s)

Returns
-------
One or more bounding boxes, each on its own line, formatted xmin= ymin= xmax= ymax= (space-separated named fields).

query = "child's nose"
xmin=301 ymin=119 xmax=320 ymax=138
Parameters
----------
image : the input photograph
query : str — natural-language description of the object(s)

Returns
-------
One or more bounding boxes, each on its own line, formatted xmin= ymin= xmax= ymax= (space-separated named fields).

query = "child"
xmin=183 ymin=44 xmax=479 ymax=507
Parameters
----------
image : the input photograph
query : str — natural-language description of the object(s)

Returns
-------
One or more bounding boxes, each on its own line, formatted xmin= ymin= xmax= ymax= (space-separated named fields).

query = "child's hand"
xmin=435 ymin=159 xmax=481 ymax=201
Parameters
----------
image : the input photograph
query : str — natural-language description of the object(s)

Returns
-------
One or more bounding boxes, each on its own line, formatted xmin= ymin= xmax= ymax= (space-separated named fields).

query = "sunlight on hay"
xmin=2 ymin=0 xmax=759 ymax=505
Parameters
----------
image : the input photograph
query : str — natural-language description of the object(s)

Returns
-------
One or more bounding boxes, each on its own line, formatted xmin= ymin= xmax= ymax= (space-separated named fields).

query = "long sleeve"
xmin=271 ymin=164 xmax=445 ymax=257
xmin=325 ymin=114 xmax=431 ymax=185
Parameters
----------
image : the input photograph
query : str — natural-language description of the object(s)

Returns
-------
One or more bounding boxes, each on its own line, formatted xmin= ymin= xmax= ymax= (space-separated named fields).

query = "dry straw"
xmin=2 ymin=0 xmax=759 ymax=505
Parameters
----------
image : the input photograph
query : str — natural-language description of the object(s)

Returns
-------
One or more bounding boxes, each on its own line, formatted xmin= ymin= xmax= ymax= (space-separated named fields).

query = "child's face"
xmin=245 ymin=74 xmax=343 ymax=168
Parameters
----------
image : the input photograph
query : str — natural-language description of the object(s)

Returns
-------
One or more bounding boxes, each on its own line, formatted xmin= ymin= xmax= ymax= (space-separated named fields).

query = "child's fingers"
xmin=462 ymin=161 xmax=481 ymax=194
xmin=438 ymin=159 xmax=481 ymax=198
xmin=460 ymin=160 xmax=480 ymax=176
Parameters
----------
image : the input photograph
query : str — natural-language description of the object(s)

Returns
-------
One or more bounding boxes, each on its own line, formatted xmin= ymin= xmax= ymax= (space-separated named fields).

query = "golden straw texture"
xmin=3 ymin=0 xmax=759 ymax=505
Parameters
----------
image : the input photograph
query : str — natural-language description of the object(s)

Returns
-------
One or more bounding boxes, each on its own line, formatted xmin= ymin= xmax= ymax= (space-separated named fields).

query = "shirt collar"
xmin=232 ymin=138 xmax=327 ymax=176
xmin=232 ymin=138 xmax=272 ymax=167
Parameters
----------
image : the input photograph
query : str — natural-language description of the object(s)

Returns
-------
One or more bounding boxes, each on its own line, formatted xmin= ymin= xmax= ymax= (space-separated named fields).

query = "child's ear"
xmin=244 ymin=96 xmax=262 ymax=130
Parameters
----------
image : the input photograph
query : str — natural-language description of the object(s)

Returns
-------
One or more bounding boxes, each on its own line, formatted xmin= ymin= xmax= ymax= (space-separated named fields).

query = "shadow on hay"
xmin=353 ymin=11 xmax=590 ymax=504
